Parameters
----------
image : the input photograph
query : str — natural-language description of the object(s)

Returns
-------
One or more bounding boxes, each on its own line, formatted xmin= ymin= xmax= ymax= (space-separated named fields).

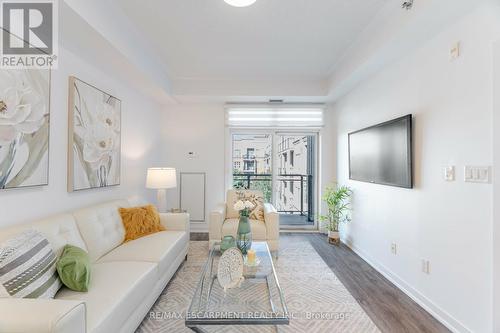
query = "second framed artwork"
xmin=68 ymin=76 xmax=121 ymax=192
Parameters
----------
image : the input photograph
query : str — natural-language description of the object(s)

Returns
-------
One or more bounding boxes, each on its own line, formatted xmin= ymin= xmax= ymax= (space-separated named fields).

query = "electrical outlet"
xmin=391 ymin=243 xmax=397 ymax=255
xmin=421 ymin=259 xmax=430 ymax=274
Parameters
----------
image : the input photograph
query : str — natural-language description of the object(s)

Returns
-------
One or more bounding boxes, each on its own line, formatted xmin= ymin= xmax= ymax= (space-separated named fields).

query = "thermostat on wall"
xmin=187 ymin=151 xmax=198 ymax=159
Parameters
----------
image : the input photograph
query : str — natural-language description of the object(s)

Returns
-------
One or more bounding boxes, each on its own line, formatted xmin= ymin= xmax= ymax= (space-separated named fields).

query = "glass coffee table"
xmin=186 ymin=242 xmax=289 ymax=332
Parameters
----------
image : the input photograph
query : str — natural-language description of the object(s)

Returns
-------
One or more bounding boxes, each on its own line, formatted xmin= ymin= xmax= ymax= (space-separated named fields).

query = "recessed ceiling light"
xmin=224 ymin=0 xmax=257 ymax=7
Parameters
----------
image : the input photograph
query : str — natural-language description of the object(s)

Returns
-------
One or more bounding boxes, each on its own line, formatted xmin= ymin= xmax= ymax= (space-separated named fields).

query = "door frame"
xmin=274 ymin=131 xmax=319 ymax=230
xmin=225 ymin=128 xmax=320 ymax=230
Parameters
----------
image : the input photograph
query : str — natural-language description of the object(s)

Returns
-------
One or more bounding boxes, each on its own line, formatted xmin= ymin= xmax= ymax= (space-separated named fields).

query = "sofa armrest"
xmin=264 ymin=203 xmax=279 ymax=241
xmin=209 ymin=204 xmax=226 ymax=244
xmin=159 ymin=213 xmax=190 ymax=233
xmin=0 ymin=299 xmax=86 ymax=333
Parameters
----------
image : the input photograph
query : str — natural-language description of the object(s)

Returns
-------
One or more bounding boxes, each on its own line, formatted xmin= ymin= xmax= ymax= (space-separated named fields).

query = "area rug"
xmin=137 ymin=238 xmax=380 ymax=333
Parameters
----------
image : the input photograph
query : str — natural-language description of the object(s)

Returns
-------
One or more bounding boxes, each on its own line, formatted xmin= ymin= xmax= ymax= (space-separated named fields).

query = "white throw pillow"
xmin=0 ymin=229 xmax=62 ymax=299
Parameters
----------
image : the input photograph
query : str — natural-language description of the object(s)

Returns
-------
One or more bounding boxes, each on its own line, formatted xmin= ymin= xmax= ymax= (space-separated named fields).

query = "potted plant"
xmin=320 ymin=184 xmax=352 ymax=245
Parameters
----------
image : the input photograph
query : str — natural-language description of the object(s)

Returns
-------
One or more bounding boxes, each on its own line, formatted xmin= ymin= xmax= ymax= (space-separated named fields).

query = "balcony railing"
xmin=242 ymin=153 xmax=256 ymax=160
xmin=232 ymin=173 xmax=314 ymax=222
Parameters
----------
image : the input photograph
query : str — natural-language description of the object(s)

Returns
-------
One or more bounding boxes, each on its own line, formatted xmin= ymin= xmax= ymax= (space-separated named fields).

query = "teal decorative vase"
xmin=237 ymin=215 xmax=252 ymax=255
xmin=220 ymin=236 xmax=236 ymax=253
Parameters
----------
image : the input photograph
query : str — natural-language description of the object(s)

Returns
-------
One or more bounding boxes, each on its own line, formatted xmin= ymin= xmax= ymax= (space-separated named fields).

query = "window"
xmin=229 ymin=130 xmax=319 ymax=228
xmin=244 ymin=160 xmax=255 ymax=172
xmin=232 ymin=134 xmax=272 ymax=202
xmin=226 ymin=106 xmax=325 ymax=128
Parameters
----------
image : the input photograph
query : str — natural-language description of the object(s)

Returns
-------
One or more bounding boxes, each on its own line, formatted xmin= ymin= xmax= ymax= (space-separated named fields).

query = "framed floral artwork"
xmin=68 ymin=76 xmax=121 ymax=192
xmin=0 ymin=69 xmax=50 ymax=189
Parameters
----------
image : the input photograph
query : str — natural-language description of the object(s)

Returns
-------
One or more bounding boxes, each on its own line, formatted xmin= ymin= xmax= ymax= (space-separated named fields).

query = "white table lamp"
xmin=146 ymin=168 xmax=177 ymax=213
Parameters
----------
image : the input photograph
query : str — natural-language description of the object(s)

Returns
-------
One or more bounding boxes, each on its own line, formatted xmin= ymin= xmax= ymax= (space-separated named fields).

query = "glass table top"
xmin=186 ymin=242 xmax=289 ymax=328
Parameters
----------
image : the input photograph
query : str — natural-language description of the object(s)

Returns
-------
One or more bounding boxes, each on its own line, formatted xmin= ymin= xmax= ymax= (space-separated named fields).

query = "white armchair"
xmin=209 ymin=190 xmax=280 ymax=252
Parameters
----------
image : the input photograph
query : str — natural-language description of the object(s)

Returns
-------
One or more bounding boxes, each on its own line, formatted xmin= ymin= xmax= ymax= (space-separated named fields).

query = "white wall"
xmin=332 ymin=4 xmax=500 ymax=333
xmin=0 ymin=46 xmax=165 ymax=228
xmin=161 ymin=103 xmax=337 ymax=231
xmin=161 ymin=104 xmax=226 ymax=231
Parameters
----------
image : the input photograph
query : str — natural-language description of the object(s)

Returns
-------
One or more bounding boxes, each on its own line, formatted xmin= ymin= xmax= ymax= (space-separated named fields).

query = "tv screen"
xmin=348 ymin=115 xmax=413 ymax=188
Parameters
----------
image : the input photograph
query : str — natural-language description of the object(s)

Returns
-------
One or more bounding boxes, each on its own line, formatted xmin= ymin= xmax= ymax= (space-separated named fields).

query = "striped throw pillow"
xmin=0 ymin=229 xmax=62 ymax=299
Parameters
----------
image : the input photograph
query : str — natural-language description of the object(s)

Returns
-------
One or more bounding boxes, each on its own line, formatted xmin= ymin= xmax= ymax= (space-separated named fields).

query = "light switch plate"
xmin=464 ymin=166 xmax=491 ymax=183
xmin=444 ymin=166 xmax=455 ymax=181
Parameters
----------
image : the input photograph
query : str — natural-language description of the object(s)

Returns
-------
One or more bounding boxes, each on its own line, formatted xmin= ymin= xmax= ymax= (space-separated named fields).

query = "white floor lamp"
xmin=146 ymin=168 xmax=177 ymax=213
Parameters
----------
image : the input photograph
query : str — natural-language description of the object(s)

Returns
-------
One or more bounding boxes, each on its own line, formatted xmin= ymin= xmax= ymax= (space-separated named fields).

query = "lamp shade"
xmin=146 ymin=168 xmax=177 ymax=189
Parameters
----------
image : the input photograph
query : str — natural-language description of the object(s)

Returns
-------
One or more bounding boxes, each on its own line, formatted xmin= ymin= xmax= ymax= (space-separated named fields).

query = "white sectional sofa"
xmin=0 ymin=199 xmax=190 ymax=333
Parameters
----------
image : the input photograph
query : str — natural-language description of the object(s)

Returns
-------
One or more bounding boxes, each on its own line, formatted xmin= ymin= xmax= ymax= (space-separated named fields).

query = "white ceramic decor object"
xmin=217 ymin=247 xmax=244 ymax=292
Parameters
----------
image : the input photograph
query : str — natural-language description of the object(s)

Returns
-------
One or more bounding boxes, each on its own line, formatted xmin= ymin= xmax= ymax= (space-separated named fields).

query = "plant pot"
xmin=328 ymin=230 xmax=340 ymax=245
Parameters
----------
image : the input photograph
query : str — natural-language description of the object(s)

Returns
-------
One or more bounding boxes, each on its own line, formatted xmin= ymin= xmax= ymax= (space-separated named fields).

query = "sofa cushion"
xmin=226 ymin=190 xmax=264 ymax=219
xmin=221 ymin=218 xmax=267 ymax=240
xmin=97 ymin=231 xmax=188 ymax=278
xmin=72 ymin=200 xmax=130 ymax=262
xmin=119 ymin=205 xmax=165 ymax=242
xmin=0 ymin=214 xmax=87 ymax=257
xmin=56 ymin=245 xmax=91 ymax=292
xmin=0 ymin=230 xmax=62 ymax=299
xmin=56 ymin=261 xmax=156 ymax=333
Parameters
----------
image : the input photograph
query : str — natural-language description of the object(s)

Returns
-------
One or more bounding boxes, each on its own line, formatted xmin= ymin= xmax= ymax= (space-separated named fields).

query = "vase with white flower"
xmin=234 ymin=200 xmax=254 ymax=255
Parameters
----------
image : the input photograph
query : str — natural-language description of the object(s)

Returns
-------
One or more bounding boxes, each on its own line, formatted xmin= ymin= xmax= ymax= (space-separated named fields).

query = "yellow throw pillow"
xmin=119 ymin=205 xmax=165 ymax=242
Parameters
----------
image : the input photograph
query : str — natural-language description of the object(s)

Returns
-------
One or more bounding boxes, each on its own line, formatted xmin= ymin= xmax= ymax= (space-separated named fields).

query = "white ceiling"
xmin=116 ymin=0 xmax=387 ymax=82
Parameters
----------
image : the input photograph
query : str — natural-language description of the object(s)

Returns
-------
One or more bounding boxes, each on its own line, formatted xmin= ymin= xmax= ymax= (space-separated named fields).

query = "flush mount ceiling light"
xmin=224 ymin=0 xmax=257 ymax=7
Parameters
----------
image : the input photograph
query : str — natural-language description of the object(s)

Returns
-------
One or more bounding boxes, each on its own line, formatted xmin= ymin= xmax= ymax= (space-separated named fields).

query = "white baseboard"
xmin=342 ymin=238 xmax=472 ymax=333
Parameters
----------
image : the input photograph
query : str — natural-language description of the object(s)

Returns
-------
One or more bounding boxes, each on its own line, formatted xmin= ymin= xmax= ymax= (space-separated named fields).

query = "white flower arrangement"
xmin=234 ymin=200 xmax=254 ymax=217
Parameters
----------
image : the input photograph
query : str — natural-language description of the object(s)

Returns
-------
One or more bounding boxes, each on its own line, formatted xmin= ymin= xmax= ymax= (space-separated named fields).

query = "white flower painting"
xmin=0 ymin=69 xmax=50 ymax=189
xmin=68 ymin=77 xmax=121 ymax=191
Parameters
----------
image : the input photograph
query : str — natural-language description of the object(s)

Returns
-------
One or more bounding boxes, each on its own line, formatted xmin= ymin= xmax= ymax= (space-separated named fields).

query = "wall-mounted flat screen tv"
xmin=348 ymin=114 xmax=413 ymax=188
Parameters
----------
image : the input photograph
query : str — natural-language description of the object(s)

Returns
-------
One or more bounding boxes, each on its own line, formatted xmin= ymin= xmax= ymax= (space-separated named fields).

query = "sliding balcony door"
xmin=274 ymin=133 xmax=317 ymax=229
xmin=230 ymin=131 xmax=318 ymax=230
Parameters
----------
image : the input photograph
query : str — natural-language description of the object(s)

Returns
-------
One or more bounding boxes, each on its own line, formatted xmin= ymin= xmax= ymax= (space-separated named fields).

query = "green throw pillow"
xmin=56 ymin=245 xmax=91 ymax=292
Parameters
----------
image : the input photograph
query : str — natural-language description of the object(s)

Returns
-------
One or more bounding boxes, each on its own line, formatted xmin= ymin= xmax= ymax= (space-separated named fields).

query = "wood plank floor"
xmin=296 ymin=233 xmax=450 ymax=333
xmin=193 ymin=232 xmax=450 ymax=333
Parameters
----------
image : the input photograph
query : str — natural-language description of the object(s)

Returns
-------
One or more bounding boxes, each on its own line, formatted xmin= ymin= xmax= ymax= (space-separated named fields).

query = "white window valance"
xmin=225 ymin=105 xmax=324 ymax=128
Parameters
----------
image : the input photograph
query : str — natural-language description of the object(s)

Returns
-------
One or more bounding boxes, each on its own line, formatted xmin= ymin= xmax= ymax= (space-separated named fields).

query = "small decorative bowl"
xmin=220 ymin=236 xmax=236 ymax=253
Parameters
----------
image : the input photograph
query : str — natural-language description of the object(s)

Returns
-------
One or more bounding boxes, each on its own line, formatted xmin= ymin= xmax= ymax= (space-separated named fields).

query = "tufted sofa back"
xmin=0 ymin=214 xmax=87 ymax=257
xmin=0 ymin=199 xmax=132 ymax=263
xmin=72 ymin=199 xmax=130 ymax=262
